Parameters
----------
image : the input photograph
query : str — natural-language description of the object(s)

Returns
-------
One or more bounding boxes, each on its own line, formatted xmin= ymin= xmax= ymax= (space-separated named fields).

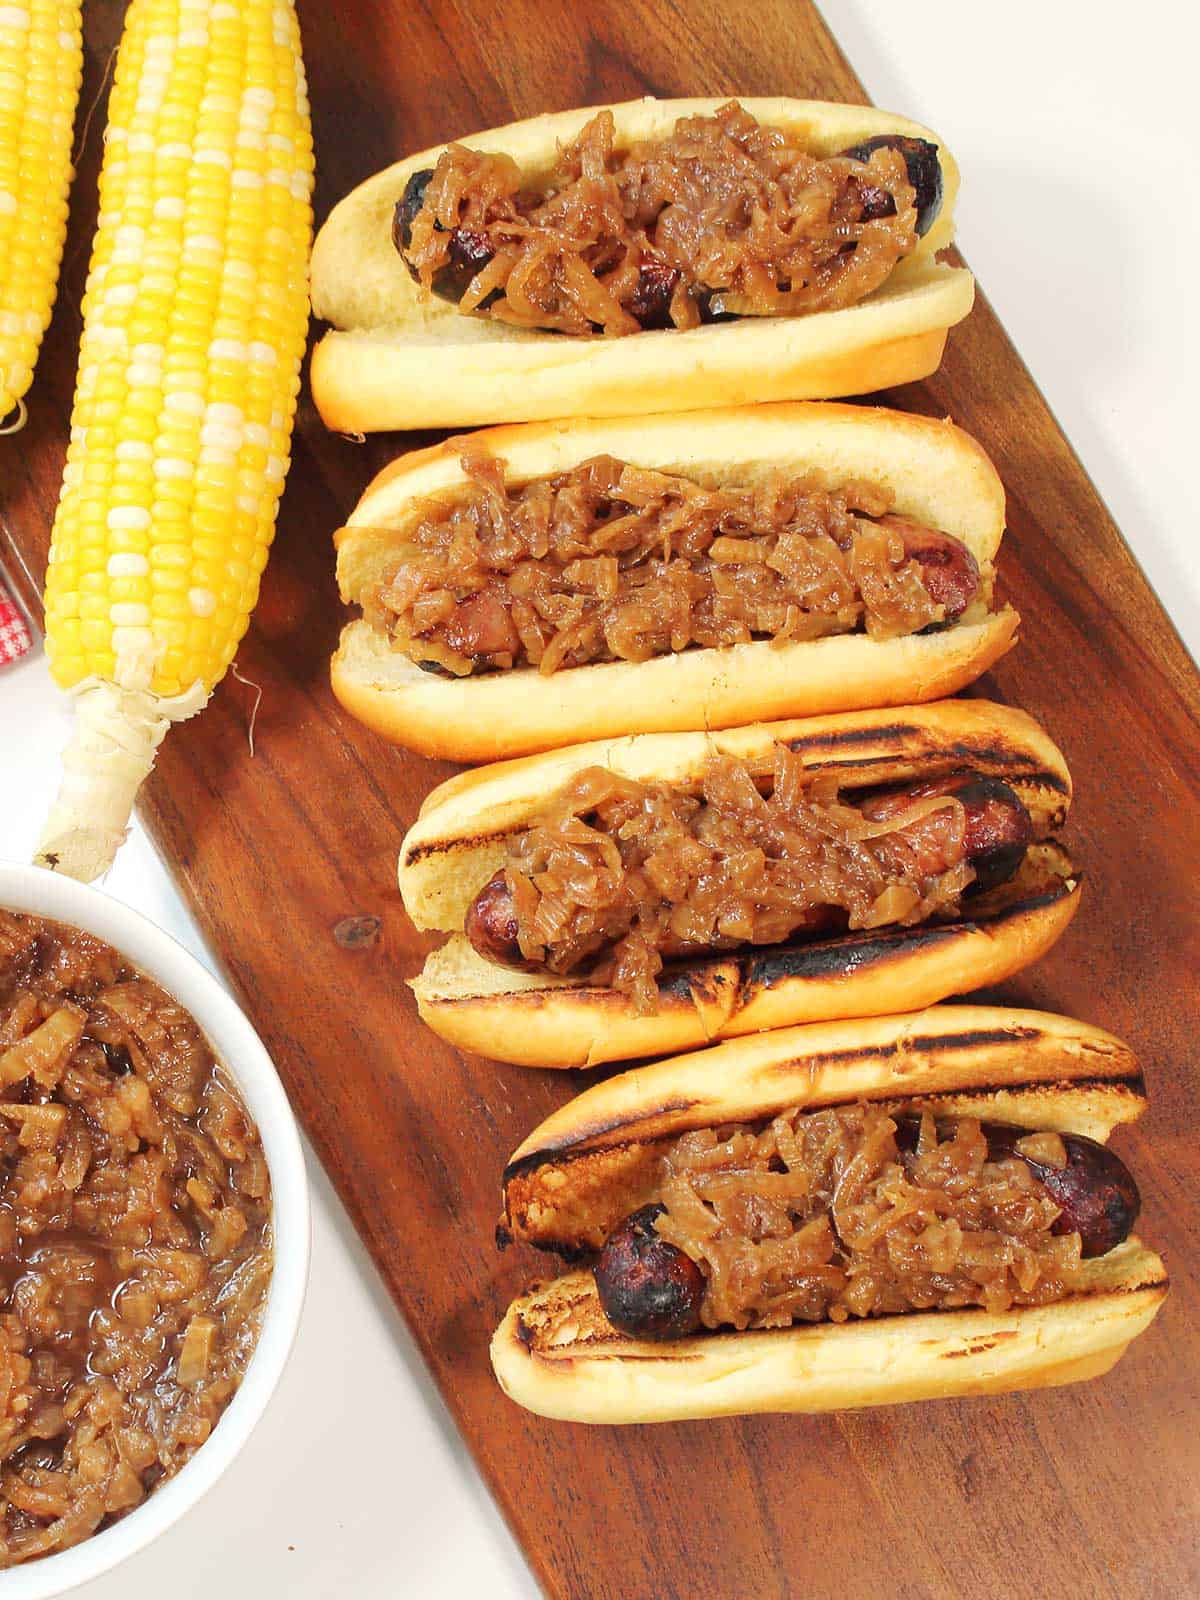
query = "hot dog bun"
xmin=494 ymin=1249 xmax=1165 ymax=1423
xmin=401 ymin=701 xmax=1080 ymax=1068
xmin=333 ymin=403 xmax=1018 ymax=762
xmin=491 ymin=1006 xmax=1167 ymax=1422
xmin=310 ymin=98 xmax=974 ymax=432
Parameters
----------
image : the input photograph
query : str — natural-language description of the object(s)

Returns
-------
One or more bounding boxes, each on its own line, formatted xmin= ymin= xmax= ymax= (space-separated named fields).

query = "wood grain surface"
xmin=5 ymin=3 xmax=1199 ymax=1595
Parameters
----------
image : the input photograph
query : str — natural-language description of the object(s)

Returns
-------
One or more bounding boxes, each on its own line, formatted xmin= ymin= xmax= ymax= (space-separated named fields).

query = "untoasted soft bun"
xmin=333 ymin=403 xmax=1016 ymax=761
xmin=400 ymin=701 xmax=1079 ymax=1068
xmin=310 ymin=98 xmax=973 ymax=431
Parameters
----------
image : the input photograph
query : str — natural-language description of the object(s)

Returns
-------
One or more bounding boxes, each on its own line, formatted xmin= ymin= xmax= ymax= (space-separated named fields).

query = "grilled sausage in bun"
xmin=492 ymin=1007 xmax=1166 ymax=1422
xmin=401 ymin=699 xmax=1079 ymax=1068
xmin=334 ymin=403 xmax=1016 ymax=762
xmin=311 ymin=98 xmax=973 ymax=432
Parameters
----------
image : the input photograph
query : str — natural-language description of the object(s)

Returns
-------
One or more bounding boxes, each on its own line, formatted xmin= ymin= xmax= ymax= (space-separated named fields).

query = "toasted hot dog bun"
xmin=495 ymin=1248 xmax=1165 ymax=1423
xmin=491 ymin=1006 xmax=1167 ymax=1422
xmin=333 ymin=403 xmax=1018 ymax=762
xmin=310 ymin=98 xmax=974 ymax=432
xmin=401 ymin=701 xmax=1080 ymax=1068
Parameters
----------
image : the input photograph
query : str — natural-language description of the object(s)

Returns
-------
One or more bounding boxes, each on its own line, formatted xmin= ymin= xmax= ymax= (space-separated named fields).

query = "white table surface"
xmin=2 ymin=3 xmax=1195 ymax=1595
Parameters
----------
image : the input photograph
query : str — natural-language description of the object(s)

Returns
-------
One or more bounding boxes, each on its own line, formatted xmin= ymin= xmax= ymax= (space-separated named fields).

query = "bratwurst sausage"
xmin=870 ymin=514 xmax=980 ymax=623
xmin=411 ymin=509 xmax=981 ymax=678
xmin=593 ymin=1204 xmax=706 ymax=1339
xmin=840 ymin=133 xmax=943 ymax=237
xmin=594 ymin=1120 xmax=1140 ymax=1339
xmin=393 ymin=132 xmax=942 ymax=327
xmin=464 ymin=769 xmax=1032 ymax=972
xmin=892 ymin=1118 xmax=1141 ymax=1259
xmin=857 ymin=770 xmax=1033 ymax=894
xmin=393 ymin=168 xmax=501 ymax=307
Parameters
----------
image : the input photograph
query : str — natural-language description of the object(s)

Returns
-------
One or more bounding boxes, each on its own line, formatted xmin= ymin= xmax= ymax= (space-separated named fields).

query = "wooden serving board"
xmin=6 ymin=3 xmax=1199 ymax=1595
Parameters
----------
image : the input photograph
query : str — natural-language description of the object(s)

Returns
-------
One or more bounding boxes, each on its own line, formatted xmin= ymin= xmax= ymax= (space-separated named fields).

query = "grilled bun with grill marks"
xmin=401 ymin=700 xmax=1080 ymax=1069
xmin=492 ymin=1006 xmax=1166 ymax=1423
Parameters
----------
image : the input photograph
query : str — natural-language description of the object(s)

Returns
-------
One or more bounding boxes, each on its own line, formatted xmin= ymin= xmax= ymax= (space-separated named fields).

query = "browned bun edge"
xmin=308 ymin=98 xmax=971 ymax=430
xmin=310 ymin=319 xmax=966 ymax=433
xmin=332 ymin=610 xmax=1019 ymax=762
xmin=414 ymin=700 xmax=1069 ymax=819
xmin=500 ymin=1007 xmax=1143 ymax=1253
xmin=411 ymin=846 xmax=1081 ymax=1070
xmin=403 ymin=701 xmax=1078 ymax=1070
xmin=490 ymin=1246 xmax=1167 ymax=1423
xmin=333 ymin=404 xmax=1014 ymax=760
xmin=400 ymin=698 xmax=1072 ymax=931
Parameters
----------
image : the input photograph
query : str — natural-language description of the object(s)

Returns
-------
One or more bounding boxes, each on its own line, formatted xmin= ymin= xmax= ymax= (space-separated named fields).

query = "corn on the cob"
xmin=37 ymin=0 xmax=314 ymax=881
xmin=0 ymin=1 xmax=82 ymax=422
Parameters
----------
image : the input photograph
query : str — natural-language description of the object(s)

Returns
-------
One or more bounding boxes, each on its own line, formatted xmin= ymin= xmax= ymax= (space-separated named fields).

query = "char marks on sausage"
xmin=591 ymin=1104 xmax=1137 ymax=1338
xmin=464 ymin=753 xmax=1032 ymax=1012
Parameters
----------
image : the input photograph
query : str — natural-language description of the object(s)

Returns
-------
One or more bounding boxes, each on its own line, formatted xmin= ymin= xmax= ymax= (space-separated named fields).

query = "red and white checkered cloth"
xmin=0 ymin=582 xmax=32 ymax=666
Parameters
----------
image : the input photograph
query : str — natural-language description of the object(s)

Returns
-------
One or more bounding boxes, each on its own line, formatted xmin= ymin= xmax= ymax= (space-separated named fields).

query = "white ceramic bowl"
xmin=0 ymin=861 xmax=310 ymax=1599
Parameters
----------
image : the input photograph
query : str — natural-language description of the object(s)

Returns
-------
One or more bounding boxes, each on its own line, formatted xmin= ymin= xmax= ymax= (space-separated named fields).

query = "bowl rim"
xmin=0 ymin=859 xmax=311 ymax=1598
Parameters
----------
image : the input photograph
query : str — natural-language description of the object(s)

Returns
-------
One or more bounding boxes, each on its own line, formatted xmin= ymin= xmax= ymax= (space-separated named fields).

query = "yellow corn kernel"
xmin=38 ymin=0 xmax=314 ymax=882
xmin=0 ymin=2 xmax=82 ymax=420
xmin=43 ymin=0 xmax=313 ymax=699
